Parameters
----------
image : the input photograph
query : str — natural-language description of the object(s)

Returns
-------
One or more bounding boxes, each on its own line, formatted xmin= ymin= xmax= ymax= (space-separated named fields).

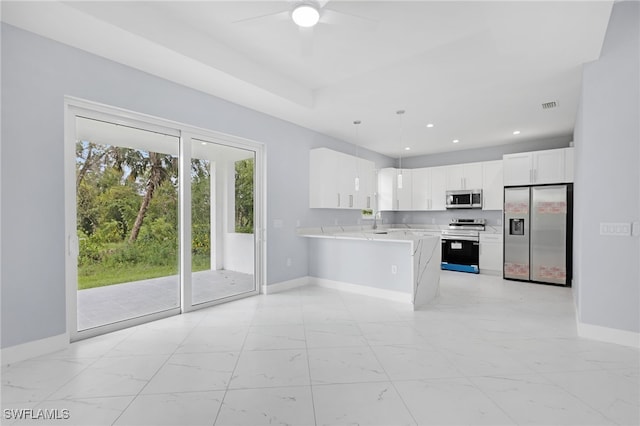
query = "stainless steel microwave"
xmin=446 ymin=189 xmax=482 ymax=209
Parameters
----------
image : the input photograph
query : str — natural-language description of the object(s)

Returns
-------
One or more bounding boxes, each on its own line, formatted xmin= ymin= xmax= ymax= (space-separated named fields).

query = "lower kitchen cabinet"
xmin=479 ymin=233 xmax=503 ymax=274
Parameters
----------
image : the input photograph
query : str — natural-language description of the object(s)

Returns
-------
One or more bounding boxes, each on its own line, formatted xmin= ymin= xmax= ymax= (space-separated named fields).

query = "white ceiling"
xmin=2 ymin=1 xmax=613 ymax=158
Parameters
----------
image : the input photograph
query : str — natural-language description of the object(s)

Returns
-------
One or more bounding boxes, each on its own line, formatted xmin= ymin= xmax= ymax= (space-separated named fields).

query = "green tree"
xmin=235 ymin=158 xmax=254 ymax=233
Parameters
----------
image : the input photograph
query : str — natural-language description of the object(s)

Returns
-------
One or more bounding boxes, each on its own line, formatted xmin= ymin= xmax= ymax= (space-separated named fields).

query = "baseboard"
xmin=309 ymin=277 xmax=412 ymax=304
xmin=1 ymin=333 xmax=69 ymax=365
xmin=577 ymin=321 xmax=640 ymax=348
xmin=262 ymin=276 xmax=310 ymax=295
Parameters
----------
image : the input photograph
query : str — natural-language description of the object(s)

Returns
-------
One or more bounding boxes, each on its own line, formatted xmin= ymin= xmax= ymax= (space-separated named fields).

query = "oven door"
xmin=441 ymin=235 xmax=480 ymax=273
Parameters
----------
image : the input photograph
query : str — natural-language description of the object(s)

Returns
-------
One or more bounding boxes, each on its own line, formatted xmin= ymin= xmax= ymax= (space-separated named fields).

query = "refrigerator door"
xmin=530 ymin=185 xmax=568 ymax=285
xmin=504 ymin=187 xmax=530 ymax=280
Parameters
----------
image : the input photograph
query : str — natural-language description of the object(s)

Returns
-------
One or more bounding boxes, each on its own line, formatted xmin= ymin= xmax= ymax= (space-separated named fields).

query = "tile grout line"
xmin=108 ymin=309 xmax=212 ymax=425
xmin=210 ymin=303 xmax=255 ymax=426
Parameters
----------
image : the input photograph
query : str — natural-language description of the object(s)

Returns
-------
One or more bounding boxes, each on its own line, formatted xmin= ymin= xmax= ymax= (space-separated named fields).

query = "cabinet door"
xmin=356 ymin=158 xmax=375 ymax=209
xmin=445 ymin=165 xmax=465 ymax=190
xmin=533 ymin=149 xmax=565 ymax=184
xmin=503 ymin=152 xmax=533 ymax=186
xmin=430 ymin=166 xmax=447 ymax=210
xmin=479 ymin=234 xmax=504 ymax=273
xmin=464 ymin=163 xmax=483 ymax=189
xmin=396 ymin=169 xmax=413 ymax=210
xmin=377 ymin=168 xmax=397 ymax=211
xmin=411 ymin=168 xmax=431 ymax=210
xmin=310 ymin=148 xmax=339 ymax=208
xmin=482 ymin=160 xmax=503 ymax=210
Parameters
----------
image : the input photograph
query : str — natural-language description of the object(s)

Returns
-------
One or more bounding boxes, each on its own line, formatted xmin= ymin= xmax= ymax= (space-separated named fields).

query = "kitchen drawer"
xmin=480 ymin=233 xmax=503 ymax=243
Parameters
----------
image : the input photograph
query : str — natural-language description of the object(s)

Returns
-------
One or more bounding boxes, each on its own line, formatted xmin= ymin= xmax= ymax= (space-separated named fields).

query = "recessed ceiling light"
xmin=291 ymin=4 xmax=320 ymax=28
xmin=201 ymin=142 xmax=207 ymax=146
xmin=404 ymin=147 xmax=411 ymax=151
xmin=426 ymin=123 xmax=434 ymax=128
xmin=452 ymin=139 xmax=459 ymax=144
xmin=513 ymin=130 xmax=521 ymax=135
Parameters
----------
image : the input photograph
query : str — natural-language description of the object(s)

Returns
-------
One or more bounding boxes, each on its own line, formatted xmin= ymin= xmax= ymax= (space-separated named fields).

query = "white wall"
xmin=0 ymin=24 xmax=393 ymax=350
xmin=573 ymin=1 xmax=640 ymax=337
xmin=224 ymin=233 xmax=255 ymax=275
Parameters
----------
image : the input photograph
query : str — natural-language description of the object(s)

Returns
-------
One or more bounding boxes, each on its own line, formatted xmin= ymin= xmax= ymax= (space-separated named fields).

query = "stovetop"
xmin=447 ymin=218 xmax=486 ymax=232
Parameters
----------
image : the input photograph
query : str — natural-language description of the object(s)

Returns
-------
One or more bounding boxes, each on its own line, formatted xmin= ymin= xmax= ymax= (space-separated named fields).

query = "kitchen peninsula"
xmin=297 ymin=227 xmax=441 ymax=309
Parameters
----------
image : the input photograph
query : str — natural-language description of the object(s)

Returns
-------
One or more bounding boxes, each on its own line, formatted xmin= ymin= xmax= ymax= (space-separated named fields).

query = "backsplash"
xmin=389 ymin=210 xmax=503 ymax=226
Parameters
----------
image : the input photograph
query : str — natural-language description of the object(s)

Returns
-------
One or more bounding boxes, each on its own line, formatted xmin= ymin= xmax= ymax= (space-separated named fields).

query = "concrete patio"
xmin=77 ymin=269 xmax=254 ymax=330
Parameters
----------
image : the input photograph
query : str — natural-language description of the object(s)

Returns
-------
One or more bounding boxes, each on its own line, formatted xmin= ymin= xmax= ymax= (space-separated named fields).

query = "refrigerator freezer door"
xmin=504 ymin=187 xmax=530 ymax=280
xmin=530 ymin=185 xmax=568 ymax=285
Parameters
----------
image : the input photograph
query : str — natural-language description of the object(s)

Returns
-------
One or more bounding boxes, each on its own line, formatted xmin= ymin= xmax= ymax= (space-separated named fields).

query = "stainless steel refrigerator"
xmin=503 ymin=184 xmax=573 ymax=286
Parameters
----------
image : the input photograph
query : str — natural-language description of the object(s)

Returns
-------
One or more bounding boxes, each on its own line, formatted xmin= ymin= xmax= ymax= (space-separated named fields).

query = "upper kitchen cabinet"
xmin=482 ymin=160 xmax=503 ymax=210
xmin=310 ymin=147 xmax=375 ymax=209
xmin=378 ymin=168 xmax=413 ymax=211
xmin=503 ymin=147 xmax=573 ymax=186
xmin=445 ymin=162 xmax=483 ymax=190
xmin=412 ymin=167 xmax=447 ymax=211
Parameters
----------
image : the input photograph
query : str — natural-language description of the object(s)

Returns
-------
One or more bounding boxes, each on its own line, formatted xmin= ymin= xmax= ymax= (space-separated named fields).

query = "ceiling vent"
xmin=542 ymin=101 xmax=558 ymax=110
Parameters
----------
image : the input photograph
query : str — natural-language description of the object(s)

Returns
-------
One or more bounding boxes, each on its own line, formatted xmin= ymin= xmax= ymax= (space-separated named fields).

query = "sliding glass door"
xmin=65 ymin=99 xmax=263 ymax=340
xmin=75 ymin=117 xmax=181 ymax=332
xmin=190 ymin=138 xmax=256 ymax=306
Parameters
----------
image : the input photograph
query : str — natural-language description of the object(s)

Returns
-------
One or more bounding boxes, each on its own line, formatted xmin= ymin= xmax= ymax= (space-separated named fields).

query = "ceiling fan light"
xmin=292 ymin=4 xmax=320 ymax=28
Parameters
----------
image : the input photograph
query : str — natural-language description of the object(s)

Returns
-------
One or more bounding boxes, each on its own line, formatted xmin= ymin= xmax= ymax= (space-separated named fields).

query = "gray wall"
xmin=0 ymin=24 xmax=393 ymax=349
xmin=309 ymin=238 xmax=412 ymax=293
xmin=573 ymin=1 xmax=639 ymax=333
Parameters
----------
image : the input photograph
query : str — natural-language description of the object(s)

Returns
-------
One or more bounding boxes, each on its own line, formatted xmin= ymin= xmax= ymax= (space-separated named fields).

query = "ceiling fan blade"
xmin=321 ymin=9 xmax=378 ymax=31
xmin=232 ymin=9 xmax=290 ymax=25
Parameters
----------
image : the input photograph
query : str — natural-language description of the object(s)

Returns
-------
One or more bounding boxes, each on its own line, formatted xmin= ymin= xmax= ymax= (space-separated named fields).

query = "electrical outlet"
xmin=286 ymin=258 xmax=292 ymax=267
xmin=391 ymin=265 xmax=397 ymax=274
xmin=431 ymin=218 xmax=436 ymax=224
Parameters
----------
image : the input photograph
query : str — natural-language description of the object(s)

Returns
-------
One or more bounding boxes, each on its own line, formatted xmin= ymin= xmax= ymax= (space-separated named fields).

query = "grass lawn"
xmin=78 ymin=255 xmax=211 ymax=290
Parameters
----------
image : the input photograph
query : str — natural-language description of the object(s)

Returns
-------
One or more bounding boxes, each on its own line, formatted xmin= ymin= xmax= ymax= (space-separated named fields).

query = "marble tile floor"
xmin=2 ymin=271 xmax=639 ymax=426
xmin=77 ymin=270 xmax=254 ymax=330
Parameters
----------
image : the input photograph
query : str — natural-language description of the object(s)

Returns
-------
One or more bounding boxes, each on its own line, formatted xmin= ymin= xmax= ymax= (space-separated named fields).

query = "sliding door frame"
xmin=64 ymin=96 xmax=265 ymax=341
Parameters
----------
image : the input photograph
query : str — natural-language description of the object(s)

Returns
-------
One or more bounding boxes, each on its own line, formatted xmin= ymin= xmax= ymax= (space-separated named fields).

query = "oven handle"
xmin=441 ymin=235 xmax=480 ymax=242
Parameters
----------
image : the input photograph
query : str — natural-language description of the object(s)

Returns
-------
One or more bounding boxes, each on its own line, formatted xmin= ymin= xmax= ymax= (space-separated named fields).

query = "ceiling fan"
xmin=233 ymin=0 xmax=377 ymax=54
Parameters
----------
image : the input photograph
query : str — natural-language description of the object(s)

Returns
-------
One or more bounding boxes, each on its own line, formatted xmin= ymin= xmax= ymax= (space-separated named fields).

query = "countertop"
xmin=297 ymin=223 xmax=503 ymax=240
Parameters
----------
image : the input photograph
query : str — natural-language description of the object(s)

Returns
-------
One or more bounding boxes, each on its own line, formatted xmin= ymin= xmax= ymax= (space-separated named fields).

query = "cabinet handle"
xmin=534 ymin=169 xmax=537 ymax=182
xmin=349 ymin=194 xmax=353 ymax=208
xmin=396 ymin=199 xmax=400 ymax=210
xmin=367 ymin=196 xmax=371 ymax=209
xmin=337 ymin=193 xmax=341 ymax=207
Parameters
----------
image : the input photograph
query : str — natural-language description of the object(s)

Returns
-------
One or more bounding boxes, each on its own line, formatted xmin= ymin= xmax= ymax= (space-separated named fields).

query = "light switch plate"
xmin=600 ymin=222 xmax=632 ymax=236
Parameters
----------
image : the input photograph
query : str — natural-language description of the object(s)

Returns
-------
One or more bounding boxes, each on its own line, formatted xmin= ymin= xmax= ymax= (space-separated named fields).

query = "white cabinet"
xmin=412 ymin=167 xmax=446 ymax=211
xmin=397 ymin=169 xmax=413 ymax=210
xmin=377 ymin=168 xmax=412 ymax=211
xmin=378 ymin=168 xmax=396 ymax=211
xmin=310 ymin=148 xmax=339 ymax=208
xmin=445 ymin=162 xmax=483 ymax=190
xmin=503 ymin=148 xmax=572 ymax=186
xmin=356 ymin=157 xmax=376 ymax=210
xmin=310 ymin=147 xmax=375 ymax=209
xmin=482 ymin=160 xmax=503 ymax=210
xmin=479 ymin=233 xmax=503 ymax=274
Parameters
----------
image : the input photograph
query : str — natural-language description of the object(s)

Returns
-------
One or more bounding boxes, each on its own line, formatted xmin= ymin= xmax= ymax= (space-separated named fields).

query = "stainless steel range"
xmin=441 ymin=218 xmax=486 ymax=274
